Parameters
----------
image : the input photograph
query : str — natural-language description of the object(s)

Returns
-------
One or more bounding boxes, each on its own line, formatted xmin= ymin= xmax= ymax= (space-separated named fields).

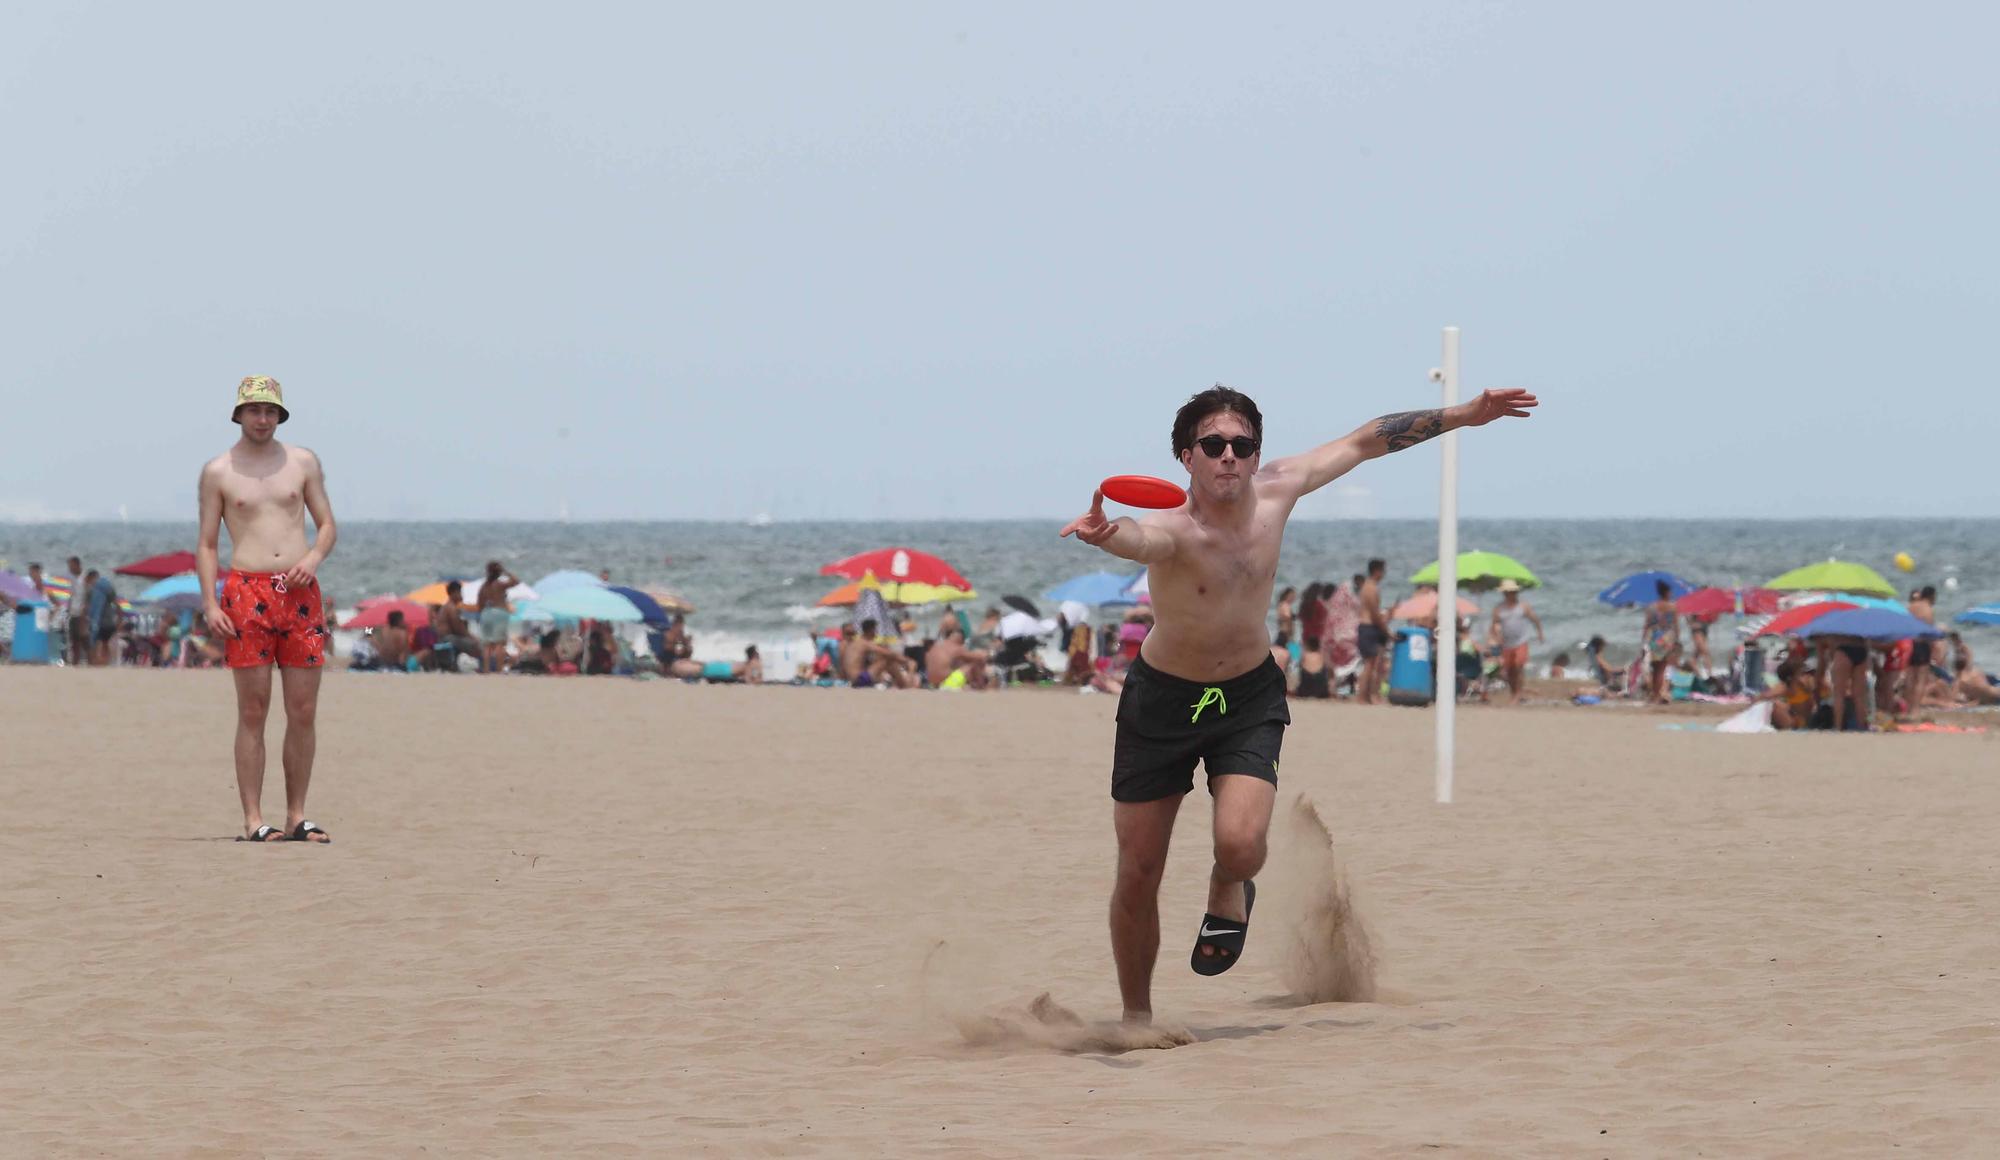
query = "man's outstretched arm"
xmin=1267 ymin=388 xmax=1538 ymax=498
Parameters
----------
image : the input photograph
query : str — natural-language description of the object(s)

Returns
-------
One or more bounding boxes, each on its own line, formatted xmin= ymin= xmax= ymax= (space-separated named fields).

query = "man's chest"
xmin=221 ymin=469 xmax=304 ymax=514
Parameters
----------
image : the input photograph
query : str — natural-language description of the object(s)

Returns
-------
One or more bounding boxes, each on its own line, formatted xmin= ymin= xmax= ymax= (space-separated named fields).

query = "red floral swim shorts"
xmin=222 ymin=571 xmax=328 ymax=670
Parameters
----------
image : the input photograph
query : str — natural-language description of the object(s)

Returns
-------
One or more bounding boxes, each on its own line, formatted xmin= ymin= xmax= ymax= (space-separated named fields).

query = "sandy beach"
xmin=3 ymin=667 xmax=1997 ymax=1157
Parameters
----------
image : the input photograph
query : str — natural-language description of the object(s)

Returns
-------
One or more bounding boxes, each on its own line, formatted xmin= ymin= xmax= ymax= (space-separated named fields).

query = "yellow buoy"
xmin=1893 ymin=552 xmax=1915 ymax=573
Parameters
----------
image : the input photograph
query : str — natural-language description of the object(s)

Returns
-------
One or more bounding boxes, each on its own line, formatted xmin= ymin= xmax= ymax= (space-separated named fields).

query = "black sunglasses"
xmin=1195 ymin=435 xmax=1259 ymax=459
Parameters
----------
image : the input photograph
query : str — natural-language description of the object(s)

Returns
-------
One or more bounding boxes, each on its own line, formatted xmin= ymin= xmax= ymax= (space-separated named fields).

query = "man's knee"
xmin=1213 ymin=830 xmax=1267 ymax=881
xmin=1114 ymin=847 xmax=1169 ymax=896
xmin=285 ymin=697 xmax=318 ymax=729
xmin=238 ymin=691 xmax=272 ymax=726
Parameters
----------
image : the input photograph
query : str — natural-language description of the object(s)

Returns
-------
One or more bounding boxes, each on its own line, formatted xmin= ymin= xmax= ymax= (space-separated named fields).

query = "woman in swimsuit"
xmin=1293 ymin=634 xmax=1332 ymax=699
xmin=1826 ymin=637 xmax=1873 ymax=730
xmin=1641 ymin=580 xmax=1681 ymax=704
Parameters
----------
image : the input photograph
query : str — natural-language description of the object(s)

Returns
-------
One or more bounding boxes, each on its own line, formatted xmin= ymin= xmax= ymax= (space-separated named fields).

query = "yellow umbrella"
xmin=816 ymin=571 xmax=975 ymax=607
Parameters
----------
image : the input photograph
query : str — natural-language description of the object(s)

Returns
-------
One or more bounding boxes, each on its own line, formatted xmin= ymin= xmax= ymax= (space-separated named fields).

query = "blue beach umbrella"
xmin=1043 ymin=570 xmax=1143 ymax=607
xmin=1955 ymin=603 xmax=2000 ymax=626
xmin=1598 ymin=571 xmax=1697 ymax=607
xmin=513 ymin=586 xmax=645 ymax=622
xmin=607 ymin=585 xmax=671 ymax=625
xmin=1793 ymin=608 xmax=1944 ymax=643
xmin=532 ymin=570 xmax=605 ymax=593
xmin=138 ymin=572 xmax=211 ymax=602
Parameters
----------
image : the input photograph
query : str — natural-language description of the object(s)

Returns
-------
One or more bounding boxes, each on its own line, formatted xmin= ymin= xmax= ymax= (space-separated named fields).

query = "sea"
xmin=5 ymin=519 xmax=1994 ymax=672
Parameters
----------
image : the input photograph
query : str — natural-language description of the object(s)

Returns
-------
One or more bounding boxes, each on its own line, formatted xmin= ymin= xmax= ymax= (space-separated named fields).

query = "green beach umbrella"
xmin=1409 ymin=550 xmax=1540 ymax=592
xmin=1763 ymin=559 xmax=1898 ymax=599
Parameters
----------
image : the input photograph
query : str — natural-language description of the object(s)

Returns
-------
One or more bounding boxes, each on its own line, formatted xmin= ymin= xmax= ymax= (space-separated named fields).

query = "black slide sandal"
xmin=287 ymin=820 xmax=332 ymax=844
xmin=237 ymin=824 xmax=284 ymax=843
xmin=1190 ymin=880 xmax=1255 ymax=976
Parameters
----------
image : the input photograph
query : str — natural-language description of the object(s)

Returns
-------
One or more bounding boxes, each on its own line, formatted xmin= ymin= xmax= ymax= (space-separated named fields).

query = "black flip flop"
xmin=1190 ymin=880 xmax=1255 ymax=976
xmin=287 ymin=820 xmax=332 ymax=844
xmin=236 ymin=824 xmax=285 ymax=843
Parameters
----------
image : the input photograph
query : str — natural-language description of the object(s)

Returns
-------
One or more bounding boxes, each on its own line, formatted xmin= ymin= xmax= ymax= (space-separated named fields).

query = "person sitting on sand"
xmin=377 ymin=610 xmax=412 ymax=671
xmin=1948 ymin=634 xmax=1998 ymax=706
xmin=514 ymin=630 xmax=575 ymax=675
xmin=1547 ymin=652 xmax=1571 ymax=680
xmin=925 ymin=621 xmax=991 ymax=689
xmin=840 ymin=619 xmax=915 ymax=688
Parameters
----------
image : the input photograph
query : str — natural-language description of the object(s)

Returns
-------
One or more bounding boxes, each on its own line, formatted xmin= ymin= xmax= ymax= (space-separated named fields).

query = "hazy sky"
xmin=4 ymin=3 xmax=1994 ymax=522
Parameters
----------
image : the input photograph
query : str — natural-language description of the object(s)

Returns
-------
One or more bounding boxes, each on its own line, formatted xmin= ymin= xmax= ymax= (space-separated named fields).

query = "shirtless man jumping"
xmin=197 ymin=377 xmax=339 ymax=844
xmin=1061 ymin=383 xmax=1536 ymax=1023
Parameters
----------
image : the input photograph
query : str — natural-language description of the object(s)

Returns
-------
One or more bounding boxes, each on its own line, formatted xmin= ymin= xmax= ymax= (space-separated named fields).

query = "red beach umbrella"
xmin=1753 ymin=601 xmax=1858 ymax=638
xmin=819 ymin=547 xmax=973 ymax=590
xmin=342 ymin=600 xmax=431 ymax=630
xmin=115 ymin=550 xmax=199 ymax=578
xmin=1677 ymin=587 xmax=1780 ymax=618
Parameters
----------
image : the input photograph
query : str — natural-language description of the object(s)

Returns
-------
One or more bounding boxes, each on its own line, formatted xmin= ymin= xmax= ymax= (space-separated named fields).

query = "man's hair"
xmin=387 ymin=610 xmax=405 ymax=628
xmin=1367 ymin=558 xmax=1386 ymax=577
xmin=1351 ymin=574 xmax=1365 ymax=592
xmin=84 ymin=569 xmax=98 ymax=581
xmin=1656 ymin=579 xmax=1673 ymax=598
xmin=1920 ymin=586 xmax=1937 ymax=601
xmin=744 ymin=645 xmax=759 ymax=659
xmin=1588 ymin=634 xmax=1607 ymax=651
xmin=860 ymin=618 xmax=878 ymax=635
xmin=1553 ymin=652 xmax=1572 ymax=667
xmin=487 ymin=560 xmax=503 ymax=576
xmin=446 ymin=580 xmax=463 ymax=597
xmin=67 ymin=556 xmax=80 ymax=569
xmin=28 ymin=562 xmax=40 ymax=571
xmin=1171 ymin=385 xmax=1263 ymax=460
xmin=1303 ymin=634 xmax=1321 ymax=651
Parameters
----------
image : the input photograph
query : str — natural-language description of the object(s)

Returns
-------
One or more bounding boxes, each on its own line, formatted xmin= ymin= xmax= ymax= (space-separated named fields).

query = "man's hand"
xmin=1460 ymin=388 xmax=1538 ymax=427
xmin=1059 ymin=489 xmax=1118 ymax=546
xmin=282 ymin=555 xmax=320 ymax=588
xmin=205 ymin=602 xmax=237 ymax=639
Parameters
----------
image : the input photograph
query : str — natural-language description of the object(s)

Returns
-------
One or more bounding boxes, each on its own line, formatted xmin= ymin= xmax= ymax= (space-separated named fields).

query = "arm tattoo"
xmin=1375 ymin=409 xmax=1445 ymax=453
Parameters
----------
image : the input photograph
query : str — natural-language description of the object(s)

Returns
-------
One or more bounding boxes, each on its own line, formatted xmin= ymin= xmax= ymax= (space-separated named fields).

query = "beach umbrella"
xmin=1764 ymin=560 xmax=1898 ymax=599
xmin=1389 ymin=590 xmax=1478 ymax=621
xmin=1677 ymin=587 xmax=1779 ymax=618
xmin=343 ymin=600 xmax=430 ymax=630
xmin=636 ymin=586 xmax=696 ymax=614
xmin=513 ymin=586 xmax=646 ymax=622
xmin=137 ymin=572 xmax=206 ymax=602
xmin=42 ymin=574 xmax=132 ymax=613
xmin=607 ymin=585 xmax=672 ymax=624
xmin=816 ymin=571 xmax=973 ymax=607
xmin=1125 ymin=571 xmax=1150 ymax=600
xmin=1597 ymin=571 xmax=1697 ymax=607
xmin=1785 ymin=590 xmax=1907 ymax=614
xmin=1954 ymin=603 xmax=2000 ymax=626
xmin=1043 ymin=570 xmax=1143 ymax=607
xmin=1792 ymin=608 xmax=1943 ymax=643
xmin=151 ymin=592 xmax=208 ymax=615
xmin=114 ymin=550 xmax=198 ymax=579
xmin=1409 ymin=551 xmax=1540 ymax=592
xmin=532 ymin=569 xmax=607 ymax=592
xmin=0 ymin=569 xmax=39 ymax=602
xmin=820 ymin=547 xmax=973 ymax=591
xmin=403 ymin=581 xmax=473 ymax=607
xmin=1001 ymin=594 xmax=1041 ymax=617
xmin=1753 ymin=601 xmax=1858 ymax=638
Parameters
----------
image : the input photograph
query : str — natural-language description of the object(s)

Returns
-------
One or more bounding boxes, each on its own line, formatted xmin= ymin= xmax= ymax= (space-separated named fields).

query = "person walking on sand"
xmin=1641 ymin=579 xmax=1681 ymax=704
xmin=1488 ymin=578 xmax=1544 ymax=704
xmin=1061 ymin=382 xmax=1537 ymax=1024
xmin=1356 ymin=559 xmax=1390 ymax=704
xmin=197 ymin=377 xmax=338 ymax=844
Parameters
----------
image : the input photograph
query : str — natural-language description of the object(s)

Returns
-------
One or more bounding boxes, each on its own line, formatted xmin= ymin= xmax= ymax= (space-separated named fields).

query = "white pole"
xmin=1435 ymin=327 xmax=1460 ymax=804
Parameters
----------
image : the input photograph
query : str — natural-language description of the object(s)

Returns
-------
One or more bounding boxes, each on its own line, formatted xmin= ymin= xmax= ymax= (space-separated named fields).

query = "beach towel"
xmin=1324 ymin=586 xmax=1361 ymax=667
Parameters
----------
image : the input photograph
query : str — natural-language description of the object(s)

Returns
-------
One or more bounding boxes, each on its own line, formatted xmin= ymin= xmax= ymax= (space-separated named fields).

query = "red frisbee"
xmin=1101 ymin=474 xmax=1187 ymax=509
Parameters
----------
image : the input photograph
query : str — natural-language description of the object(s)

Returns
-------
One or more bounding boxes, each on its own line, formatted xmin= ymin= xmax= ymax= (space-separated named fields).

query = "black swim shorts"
xmin=1356 ymin=624 xmax=1386 ymax=660
xmin=1910 ymin=639 xmax=1933 ymax=667
xmin=1111 ymin=655 xmax=1290 ymax=802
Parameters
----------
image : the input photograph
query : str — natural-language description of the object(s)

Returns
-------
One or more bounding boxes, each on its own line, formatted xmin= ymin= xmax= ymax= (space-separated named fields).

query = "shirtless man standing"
xmin=197 ymin=377 xmax=338 ymax=844
xmin=1061 ymin=383 xmax=1536 ymax=1023
xmin=1356 ymin=559 xmax=1389 ymax=704
xmin=475 ymin=560 xmax=521 ymax=673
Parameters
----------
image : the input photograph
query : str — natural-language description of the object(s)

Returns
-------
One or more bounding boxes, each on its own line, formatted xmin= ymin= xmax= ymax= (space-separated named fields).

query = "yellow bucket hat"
xmin=233 ymin=376 xmax=289 ymax=423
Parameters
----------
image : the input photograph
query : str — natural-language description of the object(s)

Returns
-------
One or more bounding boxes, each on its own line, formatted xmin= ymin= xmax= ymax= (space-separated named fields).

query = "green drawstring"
xmin=1190 ymin=686 xmax=1227 ymax=724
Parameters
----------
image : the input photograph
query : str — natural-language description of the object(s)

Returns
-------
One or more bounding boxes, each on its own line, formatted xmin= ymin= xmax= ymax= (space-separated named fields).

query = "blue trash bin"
xmin=1387 ymin=627 xmax=1434 ymax=706
xmin=10 ymin=601 xmax=52 ymax=664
